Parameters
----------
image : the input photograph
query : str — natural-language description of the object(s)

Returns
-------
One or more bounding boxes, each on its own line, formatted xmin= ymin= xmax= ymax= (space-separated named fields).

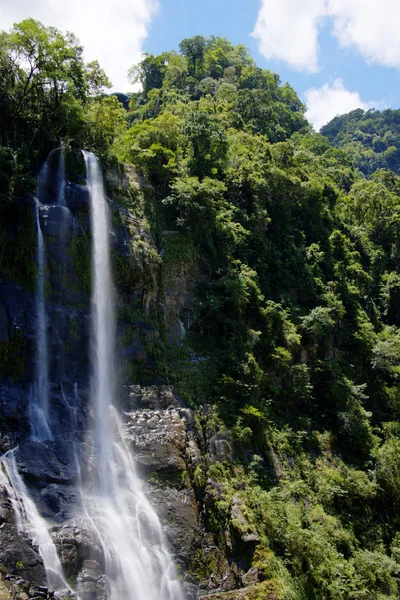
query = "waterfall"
xmin=4 ymin=148 xmax=184 ymax=600
xmin=82 ymin=151 xmax=184 ymax=600
xmin=0 ymin=450 xmax=71 ymax=594
xmin=16 ymin=147 xmax=72 ymax=596
xmin=30 ymin=146 xmax=67 ymax=440
xmin=31 ymin=187 xmax=51 ymax=440
xmin=31 ymin=205 xmax=51 ymax=440
xmin=58 ymin=146 xmax=66 ymax=207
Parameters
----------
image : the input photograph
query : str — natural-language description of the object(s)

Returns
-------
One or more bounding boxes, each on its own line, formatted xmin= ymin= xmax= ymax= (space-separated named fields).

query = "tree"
xmin=0 ymin=18 xmax=110 ymax=157
xmin=179 ymin=35 xmax=207 ymax=78
xmin=85 ymin=96 xmax=126 ymax=158
xmin=129 ymin=53 xmax=169 ymax=95
xmin=181 ymin=109 xmax=228 ymax=176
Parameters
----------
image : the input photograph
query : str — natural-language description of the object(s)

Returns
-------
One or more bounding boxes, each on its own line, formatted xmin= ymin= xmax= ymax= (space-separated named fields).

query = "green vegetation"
xmin=0 ymin=17 xmax=124 ymax=192
xmin=2 ymin=21 xmax=400 ymax=598
xmin=321 ymin=108 xmax=400 ymax=176
xmin=114 ymin=36 xmax=400 ymax=598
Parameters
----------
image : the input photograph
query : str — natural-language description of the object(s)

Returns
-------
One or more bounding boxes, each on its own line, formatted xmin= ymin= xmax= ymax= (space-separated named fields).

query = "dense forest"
xmin=321 ymin=108 xmax=400 ymax=177
xmin=2 ymin=19 xmax=400 ymax=600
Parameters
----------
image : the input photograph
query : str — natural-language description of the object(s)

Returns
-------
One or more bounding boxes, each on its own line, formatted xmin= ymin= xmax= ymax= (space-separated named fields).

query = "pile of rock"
xmin=0 ymin=573 xmax=75 ymax=600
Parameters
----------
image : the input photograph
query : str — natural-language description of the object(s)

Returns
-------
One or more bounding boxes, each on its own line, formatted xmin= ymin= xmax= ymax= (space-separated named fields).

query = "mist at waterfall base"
xmin=0 ymin=148 xmax=184 ymax=600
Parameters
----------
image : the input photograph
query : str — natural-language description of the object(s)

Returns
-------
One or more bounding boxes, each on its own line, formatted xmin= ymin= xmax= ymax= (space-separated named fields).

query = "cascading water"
xmin=57 ymin=145 xmax=66 ymax=207
xmin=31 ymin=204 xmax=51 ymax=440
xmin=2 ymin=147 xmax=184 ymax=600
xmin=2 ymin=146 xmax=73 ymax=598
xmin=82 ymin=151 xmax=184 ymax=600
xmin=0 ymin=450 xmax=71 ymax=594
xmin=31 ymin=146 xmax=68 ymax=440
xmin=31 ymin=174 xmax=52 ymax=440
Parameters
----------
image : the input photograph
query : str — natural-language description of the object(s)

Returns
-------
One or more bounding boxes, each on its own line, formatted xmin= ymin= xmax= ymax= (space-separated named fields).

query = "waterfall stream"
xmin=30 ymin=203 xmax=52 ymax=440
xmin=0 ymin=450 xmax=71 ymax=594
xmin=1 ymin=147 xmax=72 ymax=598
xmin=82 ymin=151 xmax=184 ymax=600
xmin=31 ymin=147 xmax=67 ymax=440
xmin=1 ymin=148 xmax=184 ymax=600
xmin=58 ymin=145 xmax=66 ymax=207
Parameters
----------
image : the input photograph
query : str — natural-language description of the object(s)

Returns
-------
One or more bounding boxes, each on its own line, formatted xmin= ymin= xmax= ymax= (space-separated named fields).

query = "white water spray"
xmin=82 ymin=151 xmax=184 ymax=600
xmin=0 ymin=450 xmax=71 ymax=593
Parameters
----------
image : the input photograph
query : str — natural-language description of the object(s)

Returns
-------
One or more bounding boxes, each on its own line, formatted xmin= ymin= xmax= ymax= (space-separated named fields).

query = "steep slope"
xmin=1 ymin=24 xmax=400 ymax=600
xmin=110 ymin=36 xmax=400 ymax=599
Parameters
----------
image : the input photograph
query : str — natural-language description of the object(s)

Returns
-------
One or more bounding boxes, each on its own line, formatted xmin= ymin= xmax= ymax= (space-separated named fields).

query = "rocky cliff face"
xmin=0 ymin=160 xmax=262 ymax=599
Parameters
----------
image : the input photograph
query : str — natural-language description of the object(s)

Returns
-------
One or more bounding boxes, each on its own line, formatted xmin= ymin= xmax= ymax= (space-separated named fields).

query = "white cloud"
xmin=0 ymin=0 xmax=159 ymax=91
xmin=253 ymin=0 xmax=400 ymax=72
xmin=327 ymin=0 xmax=400 ymax=68
xmin=304 ymin=79 xmax=376 ymax=130
xmin=251 ymin=0 xmax=326 ymax=72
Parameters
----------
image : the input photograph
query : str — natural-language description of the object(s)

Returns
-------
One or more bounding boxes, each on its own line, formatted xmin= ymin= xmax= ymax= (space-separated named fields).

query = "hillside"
xmin=321 ymin=108 xmax=400 ymax=176
xmin=1 ymin=22 xmax=400 ymax=600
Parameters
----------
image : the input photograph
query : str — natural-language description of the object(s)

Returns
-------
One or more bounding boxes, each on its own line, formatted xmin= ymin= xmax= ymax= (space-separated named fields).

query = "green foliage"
xmin=3 ymin=24 xmax=400 ymax=599
xmin=321 ymin=108 xmax=400 ymax=176
xmin=115 ymin=112 xmax=180 ymax=188
xmin=0 ymin=18 xmax=112 ymax=169
xmin=121 ymin=34 xmax=400 ymax=599
xmin=84 ymin=96 xmax=126 ymax=159
xmin=181 ymin=109 xmax=228 ymax=176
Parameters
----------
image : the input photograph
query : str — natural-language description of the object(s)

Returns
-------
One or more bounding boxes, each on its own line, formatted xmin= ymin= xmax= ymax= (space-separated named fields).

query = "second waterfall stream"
xmin=81 ymin=151 xmax=184 ymax=600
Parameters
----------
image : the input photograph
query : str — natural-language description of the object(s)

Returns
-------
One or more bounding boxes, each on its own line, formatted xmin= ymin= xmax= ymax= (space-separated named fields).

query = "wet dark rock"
xmin=0 ymin=302 xmax=9 ymax=342
xmin=162 ymin=262 xmax=199 ymax=342
xmin=119 ymin=332 xmax=147 ymax=361
xmin=1 ymin=288 xmax=34 ymax=333
xmin=67 ymin=184 xmax=90 ymax=212
xmin=115 ymin=223 xmax=132 ymax=257
xmin=38 ymin=206 xmax=72 ymax=239
xmin=150 ymin=484 xmax=200 ymax=559
xmin=16 ymin=442 xmax=77 ymax=486
xmin=14 ymin=442 xmax=79 ymax=521
xmin=183 ymin=582 xmax=198 ymax=599
xmin=0 ymin=383 xmax=30 ymax=443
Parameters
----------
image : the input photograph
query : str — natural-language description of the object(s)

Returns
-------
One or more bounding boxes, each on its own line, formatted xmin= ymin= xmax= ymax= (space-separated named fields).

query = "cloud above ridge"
xmin=305 ymin=78 xmax=377 ymax=130
xmin=0 ymin=0 xmax=160 ymax=91
xmin=252 ymin=0 xmax=400 ymax=72
xmin=252 ymin=0 xmax=326 ymax=72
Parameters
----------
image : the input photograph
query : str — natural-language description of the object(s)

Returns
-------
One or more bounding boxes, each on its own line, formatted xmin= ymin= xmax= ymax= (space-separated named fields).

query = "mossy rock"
xmin=200 ymin=580 xmax=283 ymax=599
xmin=0 ymin=576 xmax=11 ymax=600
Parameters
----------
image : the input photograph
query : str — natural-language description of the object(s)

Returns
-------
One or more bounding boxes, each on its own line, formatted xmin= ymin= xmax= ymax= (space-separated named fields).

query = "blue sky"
xmin=146 ymin=0 xmax=397 ymax=109
xmin=1 ymin=0 xmax=400 ymax=129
